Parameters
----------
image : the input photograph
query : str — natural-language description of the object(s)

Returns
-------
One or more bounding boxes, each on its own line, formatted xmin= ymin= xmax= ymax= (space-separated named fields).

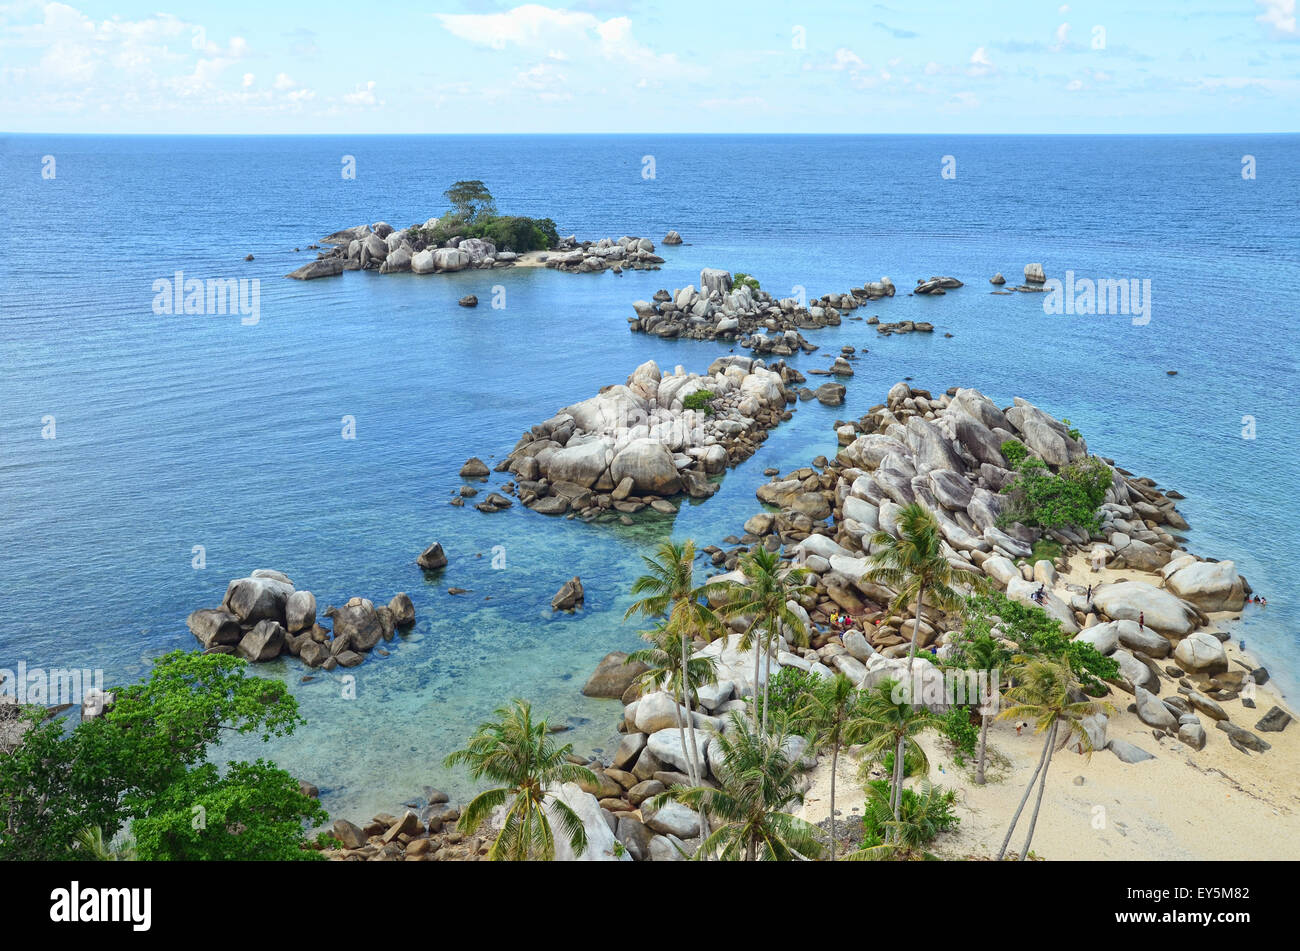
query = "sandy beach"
xmin=797 ymin=554 xmax=1300 ymax=860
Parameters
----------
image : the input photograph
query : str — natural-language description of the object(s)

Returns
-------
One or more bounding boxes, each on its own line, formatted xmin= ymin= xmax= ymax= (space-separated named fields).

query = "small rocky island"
xmin=465 ymin=356 xmax=803 ymax=520
xmin=186 ymin=569 xmax=415 ymax=669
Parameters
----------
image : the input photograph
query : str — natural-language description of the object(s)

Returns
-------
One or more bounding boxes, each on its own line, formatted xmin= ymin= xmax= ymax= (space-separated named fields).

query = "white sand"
xmin=797 ymin=555 xmax=1300 ymax=860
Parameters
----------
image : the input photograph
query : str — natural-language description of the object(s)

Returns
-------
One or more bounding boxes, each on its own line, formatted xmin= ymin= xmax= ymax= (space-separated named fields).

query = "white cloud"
xmin=1066 ymin=79 xmax=1084 ymax=90
xmin=273 ymin=72 xmax=297 ymax=91
xmin=1256 ymin=0 xmax=1298 ymax=38
xmin=242 ymin=72 xmax=255 ymax=88
xmin=967 ymin=46 xmax=993 ymax=76
xmin=435 ymin=4 xmax=692 ymax=77
xmin=343 ymin=80 xmax=380 ymax=106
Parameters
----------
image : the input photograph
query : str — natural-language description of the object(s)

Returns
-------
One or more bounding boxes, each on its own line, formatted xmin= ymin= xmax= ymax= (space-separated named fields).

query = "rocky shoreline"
xmin=286 ymin=222 xmax=665 ymax=280
xmin=186 ymin=569 xmax=415 ymax=670
xmin=461 ymin=355 xmax=804 ymax=521
xmin=322 ymin=375 xmax=1293 ymax=862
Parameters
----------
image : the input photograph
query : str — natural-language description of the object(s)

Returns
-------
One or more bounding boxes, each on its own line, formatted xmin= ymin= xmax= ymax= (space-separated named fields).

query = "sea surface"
xmin=1 ymin=134 xmax=1297 ymax=823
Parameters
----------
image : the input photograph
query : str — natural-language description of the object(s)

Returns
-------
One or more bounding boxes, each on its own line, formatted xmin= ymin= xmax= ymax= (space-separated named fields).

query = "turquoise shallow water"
xmin=1 ymin=134 xmax=1297 ymax=822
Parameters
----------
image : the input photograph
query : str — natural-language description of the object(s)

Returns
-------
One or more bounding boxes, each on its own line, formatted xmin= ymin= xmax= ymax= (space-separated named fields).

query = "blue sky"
xmin=1 ymin=0 xmax=1297 ymax=133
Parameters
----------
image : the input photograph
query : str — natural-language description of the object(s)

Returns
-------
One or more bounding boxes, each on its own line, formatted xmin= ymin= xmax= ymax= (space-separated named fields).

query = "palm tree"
xmin=862 ymin=502 xmax=964 ymax=817
xmin=852 ymin=677 xmax=942 ymax=838
xmin=626 ymin=619 xmax=718 ymax=792
xmin=791 ymin=673 xmax=859 ymax=861
xmin=847 ymin=778 xmax=954 ymax=861
xmin=443 ymin=699 xmax=598 ymax=861
xmin=625 ymin=540 xmax=725 ymax=792
xmin=719 ymin=546 xmax=815 ymax=735
xmin=75 ymin=825 xmax=136 ymax=861
xmin=659 ymin=711 xmax=823 ymax=861
xmin=995 ymin=660 xmax=1113 ymax=860
xmin=945 ymin=631 xmax=1012 ymax=785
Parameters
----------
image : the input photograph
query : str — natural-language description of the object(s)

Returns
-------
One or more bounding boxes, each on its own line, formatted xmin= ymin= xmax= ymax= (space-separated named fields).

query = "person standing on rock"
xmin=1139 ymin=611 xmax=1145 ymax=632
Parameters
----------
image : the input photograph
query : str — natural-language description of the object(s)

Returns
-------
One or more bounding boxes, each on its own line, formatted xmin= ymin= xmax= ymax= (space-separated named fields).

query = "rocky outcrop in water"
xmin=628 ymin=270 xmax=901 ymax=352
xmin=540 ymin=236 xmax=664 ymax=273
xmin=472 ymin=357 xmax=799 ymax=521
xmin=186 ymin=570 xmax=415 ymax=669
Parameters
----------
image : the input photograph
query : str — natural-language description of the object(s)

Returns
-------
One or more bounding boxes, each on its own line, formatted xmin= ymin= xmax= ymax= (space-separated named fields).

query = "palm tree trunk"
xmin=829 ymin=739 xmax=840 ymax=862
xmin=760 ymin=620 xmax=774 ymax=737
xmin=976 ymin=713 xmax=989 ymax=785
xmin=906 ymin=583 xmax=927 ymax=673
xmin=680 ymin=632 xmax=701 ymax=787
xmin=1019 ymin=719 xmax=1058 ymax=861
xmin=751 ymin=626 xmax=761 ymax=730
xmin=996 ymin=719 xmax=1053 ymax=860
xmin=891 ymin=583 xmax=926 ymax=834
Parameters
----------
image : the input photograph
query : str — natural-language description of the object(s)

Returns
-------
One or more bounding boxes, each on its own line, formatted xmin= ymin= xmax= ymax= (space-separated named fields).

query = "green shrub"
xmin=1061 ymin=417 xmax=1082 ymax=441
xmin=1000 ymin=439 xmax=1029 ymax=469
xmin=861 ymin=778 xmax=959 ymax=844
xmin=941 ymin=706 xmax=979 ymax=760
xmin=0 ymin=651 xmax=324 ymax=861
xmin=732 ymin=272 xmax=761 ymax=293
xmin=963 ymin=591 xmax=1118 ymax=694
xmin=407 ymin=214 xmax=558 ymax=253
xmin=755 ymin=666 xmax=820 ymax=724
xmin=682 ymin=390 xmax=717 ymax=414
xmin=998 ymin=455 xmax=1111 ymax=533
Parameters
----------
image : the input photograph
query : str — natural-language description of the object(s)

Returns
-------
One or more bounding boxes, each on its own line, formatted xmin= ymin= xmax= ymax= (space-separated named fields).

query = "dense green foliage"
xmin=443 ymin=179 xmax=497 ymax=222
xmin=998 ymin=455 xmax=1112 ymax=533
xmin=940 ymin=705 xmax=980 ymax=762
xmin=0 ymin=651 xmax=321 ymax=861
xmin=963 ymin=592 xmax=1118 ymax=694
xmin=444 ymin=699 xmax=597 ymax=861
xmin=854 ymin=779 xmax=959 ymax=859
xmin=755 ymin=665 xmax=821 ymax=725
xmin=682 ymin=389 xmax=718 ymax=414
xmin=1000 ymin=439 xmax=1029 ymax=469
xmin=132 ymin=760 xmax=326 ymax=861
xmin=406 ymin=181 xmax=559 ymax=253
xmin=732 ymin=272 xmax=761 ymax=292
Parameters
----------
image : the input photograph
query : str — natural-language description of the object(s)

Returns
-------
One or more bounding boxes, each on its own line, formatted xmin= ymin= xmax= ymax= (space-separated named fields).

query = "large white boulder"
xmin=1091 ymin=582 xmax=1199 ymax=636
xmin=1006 ymin=577 xmax=1079 ymax=634
xmin=1164 ymin=560 xmax=1245 ymax=612
xmin=1173 ymin=631 xmax=1228 ymax=676
xmin=543 ymin=782 xmax=632 ymax=861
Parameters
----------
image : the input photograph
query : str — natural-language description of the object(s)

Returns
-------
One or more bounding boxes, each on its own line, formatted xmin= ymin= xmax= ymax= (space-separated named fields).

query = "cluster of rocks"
xmin=186 ymin=570 xmax=415 ymax=669
xmin=566 ymin=649 xmax=818 ymax=860
xmin=628 ymin=269 xmax=900 ymax=351
xmin=872 ymin=318 xmax=935 ymax=336
xmin=466 ymin=356 xmax=799 ymax=522
xmin=990 ymin=263 xmax=1051 ymax=294
xmin=692 ymin=379 xmax=1282 ymax=764
xmin=285 ymin=223 xmax=665 ymax=280
xmin=324 ymin=790 xmax=478 ymax=862
xmin=287 ymin=221 xmax=523 ymax=279
xmin=539 ymin=235 xmax=665 ymax=273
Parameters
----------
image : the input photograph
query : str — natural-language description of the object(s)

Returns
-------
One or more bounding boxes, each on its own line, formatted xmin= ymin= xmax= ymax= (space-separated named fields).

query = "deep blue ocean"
xmin=2 ymin=134 xmax=1297 ymax=821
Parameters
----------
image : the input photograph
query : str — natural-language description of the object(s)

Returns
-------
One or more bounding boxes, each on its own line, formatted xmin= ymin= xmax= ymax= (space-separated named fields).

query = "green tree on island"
xmin=720 ymin=545 xmax=815 ymax=736
xmin=658 ymin=711 xmax=823 ymax=861
xmin=625 ymin=539 xmax=725 ymax=798
xmin=444 ymin=699 xmax=597 ymax=861
xmin=0 ymin=650 xmax=324 ymax=861
xmin=995 ymin=659 xmax=1113 ymax=860
xmin=443 ymin=179 xmax=497 ymax=223
xmin=790 ymin=672 xmax=862 ymax=861
xmin=851 ymin=676 xmax=942 ymax=844
xmin=862 ymin=502 xmax=965 ymax=822
xmin=626 ymin=619 xmax=718 ymax=794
